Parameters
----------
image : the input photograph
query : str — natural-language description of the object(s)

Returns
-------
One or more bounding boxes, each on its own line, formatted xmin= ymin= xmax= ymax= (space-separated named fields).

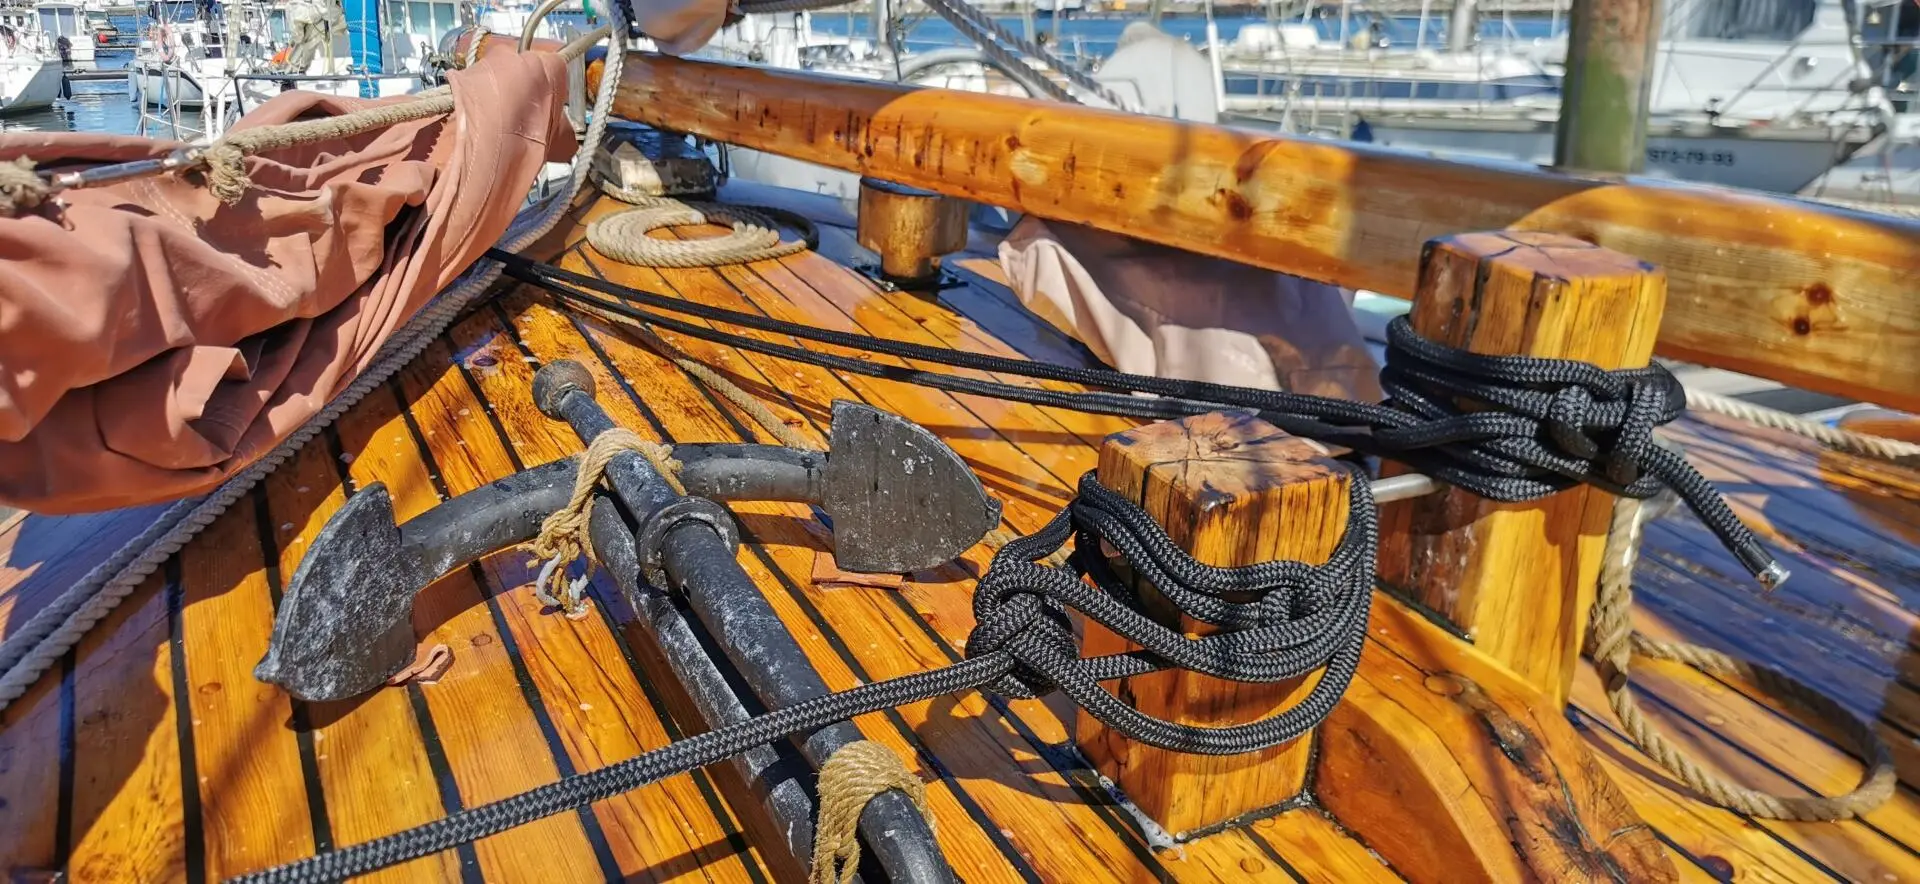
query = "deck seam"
xmin=401 ymin=362 xmax=627 ymax=882
xmin=563 ymin=253 xmax=1052 ymax=883
xmin=250 ymin=489 xmax=335 ymax=854
xmin=332 ymin=409 xmax=485 ymax=884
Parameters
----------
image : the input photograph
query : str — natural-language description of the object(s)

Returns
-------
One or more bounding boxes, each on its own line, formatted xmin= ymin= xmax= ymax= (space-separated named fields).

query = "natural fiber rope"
xmin=808 ymin=741 xmax=932 ymax=884
xmin=0 ymin=16 xmax=638 ymax=711
xmin=1685 ymin=387 xmax=1920 ymax=463
xmin=1588 ymin=495 xmax=1897 ymax=820
xmin=0 ymin=156 xmax=50 ymax=216
xmin=528 ymin=427 xmax=682 ymax=616
xmin=586 ymin=174 xmax=811 ymax=269
xmin=201 ymin=91 xmax=455 ymax=204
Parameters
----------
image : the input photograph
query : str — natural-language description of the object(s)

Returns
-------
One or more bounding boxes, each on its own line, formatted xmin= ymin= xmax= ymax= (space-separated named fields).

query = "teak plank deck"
xmin=2 ymin=188 xmax=1918 ymax=882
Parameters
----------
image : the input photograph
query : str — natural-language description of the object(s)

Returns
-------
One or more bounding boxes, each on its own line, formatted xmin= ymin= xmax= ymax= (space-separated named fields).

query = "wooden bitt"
xmin=1317 ymin=597 xmax=1677 ymax=883
xmin=856 ymin=177 xmax=969 ymax=281
xmin=1376 ymin=231 xmax=1666 ymax=707
xmin=1077 ymin=411 xmax=1350 ymax=837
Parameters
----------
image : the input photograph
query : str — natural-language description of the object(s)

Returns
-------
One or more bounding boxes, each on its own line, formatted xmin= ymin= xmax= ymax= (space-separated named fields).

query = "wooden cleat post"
xmin=1076 ymin=411 xmax=1351 ymax=837
xmin=1376 ymin=231 xmax=1667 ymax=707
xmin=856 ymin=177 xmax=970 ymax=283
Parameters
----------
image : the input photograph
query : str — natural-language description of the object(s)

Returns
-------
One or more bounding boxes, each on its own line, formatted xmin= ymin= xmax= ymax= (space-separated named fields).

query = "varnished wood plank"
xmin=557 ymin=222 xmax=1324 ymax=879
xmin=332 ymin=366 xmax=607 ymax=881
xmin=261 ymin=435 xmax=467 ymax=883
xmin=1244 ymin=811 xmax=1400 ymax=883
xmin=523 ymin=37 xmax=1920 ymax=412
xmin=176 ymin=501 xmax=319 ymax=878
xmin=0 ymin=652 xmax=65 ymax=874
xmin=1572 ymin=663 xmax=1920 ymax=883
xmin=0 ymin=503 xmax=168 ymax=641
xmin=1570 ymin=708 xmax=1847 ymax=883
xmin=438 ymin=304 xmax=778 ymax=883
xmin=64 ymin=572 xmax=189 ymax=883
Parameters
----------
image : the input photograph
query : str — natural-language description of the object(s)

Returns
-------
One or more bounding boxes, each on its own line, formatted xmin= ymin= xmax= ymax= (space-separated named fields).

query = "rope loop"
xmin=1592 ymin=496 xmax=1896 ymax=821
xmin=963 ymin=470 xmax=1377 ymax=754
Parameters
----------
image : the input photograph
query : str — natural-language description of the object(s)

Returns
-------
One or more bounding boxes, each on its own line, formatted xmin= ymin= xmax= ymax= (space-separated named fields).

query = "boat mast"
xmin=1553 ymin=0 xmax=1660 ymax=173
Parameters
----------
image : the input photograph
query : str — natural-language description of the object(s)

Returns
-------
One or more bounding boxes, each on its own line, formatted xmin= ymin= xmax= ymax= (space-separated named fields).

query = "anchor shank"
xmin=585 ymin=502 xmax=826 ymax=875
xmin=536 ymin=362 xmax=955 ymax=884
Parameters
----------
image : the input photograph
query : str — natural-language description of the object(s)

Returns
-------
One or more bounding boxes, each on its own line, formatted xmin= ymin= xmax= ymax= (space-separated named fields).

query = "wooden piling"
xmin=1376 ymin=230 xmax=1667 ymax=706
xmin=1076 ymin=411 xmax=1350 ymax=836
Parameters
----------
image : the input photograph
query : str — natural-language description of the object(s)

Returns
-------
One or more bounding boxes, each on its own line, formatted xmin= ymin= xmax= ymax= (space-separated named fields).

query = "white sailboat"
xmin=1220 ymin=0 xmax=1899 ymax=195
xmin=0 ymin=6 xmax=66 ymax=114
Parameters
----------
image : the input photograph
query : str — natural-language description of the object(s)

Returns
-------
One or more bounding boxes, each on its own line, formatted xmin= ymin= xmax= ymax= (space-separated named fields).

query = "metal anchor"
xmin=256 ymin=361 xmax=1001 ymax=703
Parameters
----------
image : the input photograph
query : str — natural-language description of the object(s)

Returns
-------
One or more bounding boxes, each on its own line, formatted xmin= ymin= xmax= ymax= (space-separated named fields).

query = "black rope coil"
xmin=233 ymin=471 xmax=1376 ymax=883
xmin=969 ymin=472 xmax=1375 ymax=753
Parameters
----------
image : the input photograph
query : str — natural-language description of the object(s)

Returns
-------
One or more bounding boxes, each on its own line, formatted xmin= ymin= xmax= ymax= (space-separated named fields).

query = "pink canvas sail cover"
xmin=0 ymin=49 xmax=576 ymax=514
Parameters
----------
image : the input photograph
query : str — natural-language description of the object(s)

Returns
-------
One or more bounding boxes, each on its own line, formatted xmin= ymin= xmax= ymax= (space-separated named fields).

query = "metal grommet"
xmin=634 ymin=497 xmax=740 ymax=587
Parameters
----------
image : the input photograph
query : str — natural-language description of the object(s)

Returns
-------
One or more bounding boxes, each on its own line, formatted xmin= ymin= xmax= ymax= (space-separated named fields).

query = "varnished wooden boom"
xmin=475 ymin=33 xmax=1920 ymax=410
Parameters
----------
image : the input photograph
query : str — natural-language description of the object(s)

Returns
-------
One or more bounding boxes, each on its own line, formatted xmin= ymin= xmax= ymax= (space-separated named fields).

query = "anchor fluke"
xmin=255 ymin=484 xmax=420 ymax=702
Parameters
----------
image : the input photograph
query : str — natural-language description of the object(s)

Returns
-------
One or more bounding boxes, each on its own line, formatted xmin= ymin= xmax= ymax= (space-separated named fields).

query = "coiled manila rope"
xmin=0 ymin=16 xmax=637 ymax=712
xmin=1588 ymin=495 xmax=1897 ymax=820
xmin=808 ymin=741 xmax=932 ymax=884
xmin=586 ymin=170 xmax=814 ymax=269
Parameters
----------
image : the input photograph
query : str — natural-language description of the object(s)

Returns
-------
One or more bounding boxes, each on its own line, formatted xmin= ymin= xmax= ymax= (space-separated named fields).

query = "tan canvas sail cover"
xmin=0 ymin=50 xmax=576 ymax=514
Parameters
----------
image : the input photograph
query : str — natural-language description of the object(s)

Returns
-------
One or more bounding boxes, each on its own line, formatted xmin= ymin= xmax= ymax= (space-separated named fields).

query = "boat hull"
xmin=129 ymin=61 xmax=208 ymax=106
xmin=0 ymin=56 xmax=63 ymax=114
xmin=1350 ymin=114 xmax=1868 ymax=193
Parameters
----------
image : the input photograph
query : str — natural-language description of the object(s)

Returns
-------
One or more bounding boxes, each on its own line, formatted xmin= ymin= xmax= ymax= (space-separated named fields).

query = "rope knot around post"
xmin=961 ymin=469 xmax=1378 ymax=755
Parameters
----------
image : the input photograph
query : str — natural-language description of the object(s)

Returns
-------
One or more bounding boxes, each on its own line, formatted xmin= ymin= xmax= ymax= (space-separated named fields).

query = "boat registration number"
xmin=1646 ymin=148 xmax=1737 ymax=167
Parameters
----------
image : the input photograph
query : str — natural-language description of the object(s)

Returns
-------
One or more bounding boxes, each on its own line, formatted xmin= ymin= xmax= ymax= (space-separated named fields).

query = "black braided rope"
xmin=232 ymin=471 xmax=1377 ymax=883
xmin=493 ymin=251 xmax=1783 ymax=585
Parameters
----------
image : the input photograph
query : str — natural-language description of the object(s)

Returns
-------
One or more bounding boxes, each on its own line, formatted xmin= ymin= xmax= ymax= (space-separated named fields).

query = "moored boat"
xmin=2 ymin=8 xmax=1920 ymax=882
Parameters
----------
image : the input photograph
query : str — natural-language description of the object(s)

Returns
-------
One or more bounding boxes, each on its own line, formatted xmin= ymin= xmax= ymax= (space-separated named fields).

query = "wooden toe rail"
xmin=477 ymin=30 xmax=1920 ymax=413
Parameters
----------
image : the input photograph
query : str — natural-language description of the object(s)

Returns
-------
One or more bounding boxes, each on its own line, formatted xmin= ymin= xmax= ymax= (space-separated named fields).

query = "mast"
xmin=344 ymin=0 xmax=381 ymax=96
xmin=1553 ymin=0 xmax=1661 ymax=173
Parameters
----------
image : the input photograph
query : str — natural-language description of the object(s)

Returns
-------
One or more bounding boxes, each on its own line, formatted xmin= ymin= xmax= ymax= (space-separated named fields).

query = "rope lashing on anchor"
xmin=233 ymin=470 xmax=1378 ymax=883
xmin=494 ymin=252 xmax=1788 ymax=589
xmin=1591 ymin=496 xmax=1897 ymax=821
xmin=527 ymin=426 xmax=684 ymax=618
xmin=809 ymin=742 xmax=933 ymax=884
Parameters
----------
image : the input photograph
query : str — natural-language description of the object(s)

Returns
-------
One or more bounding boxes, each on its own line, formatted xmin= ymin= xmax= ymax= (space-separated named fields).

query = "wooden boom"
xmin=467 ymin=32 xmax=1920 ymax=410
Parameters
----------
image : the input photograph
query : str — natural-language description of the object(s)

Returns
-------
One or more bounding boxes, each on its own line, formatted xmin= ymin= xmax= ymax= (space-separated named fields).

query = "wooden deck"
xmin=1 ymin=187 xmax=1917 ymax=882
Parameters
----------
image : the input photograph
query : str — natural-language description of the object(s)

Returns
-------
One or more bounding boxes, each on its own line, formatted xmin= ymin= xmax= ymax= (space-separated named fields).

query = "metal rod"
xmin=1370 ymin=472 xmax=1444 ymax=504
xmin=534 ymin=362 xmax=955 ymax=884
xmin=39 ymin=146 xmax=206 ymax=196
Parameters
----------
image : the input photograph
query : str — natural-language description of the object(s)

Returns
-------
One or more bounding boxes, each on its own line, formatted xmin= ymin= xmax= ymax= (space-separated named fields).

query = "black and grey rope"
xmin=492 ymin=250 xmax=1786 ymax=588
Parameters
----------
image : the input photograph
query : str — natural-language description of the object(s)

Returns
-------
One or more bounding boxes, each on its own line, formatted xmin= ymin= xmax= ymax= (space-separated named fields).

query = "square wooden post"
xmin=1376 ymin=231 xmax=1667 ymax=707
xmin=1075 ymin=411 xmax=1351 ymax=838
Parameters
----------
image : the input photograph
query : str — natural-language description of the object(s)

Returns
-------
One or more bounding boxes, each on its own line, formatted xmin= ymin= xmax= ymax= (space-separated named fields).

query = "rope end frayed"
xmin=0 ymin=157 xmax=51 ymax=217
xmin=201 ymin=144 xmax=252 ymax=206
